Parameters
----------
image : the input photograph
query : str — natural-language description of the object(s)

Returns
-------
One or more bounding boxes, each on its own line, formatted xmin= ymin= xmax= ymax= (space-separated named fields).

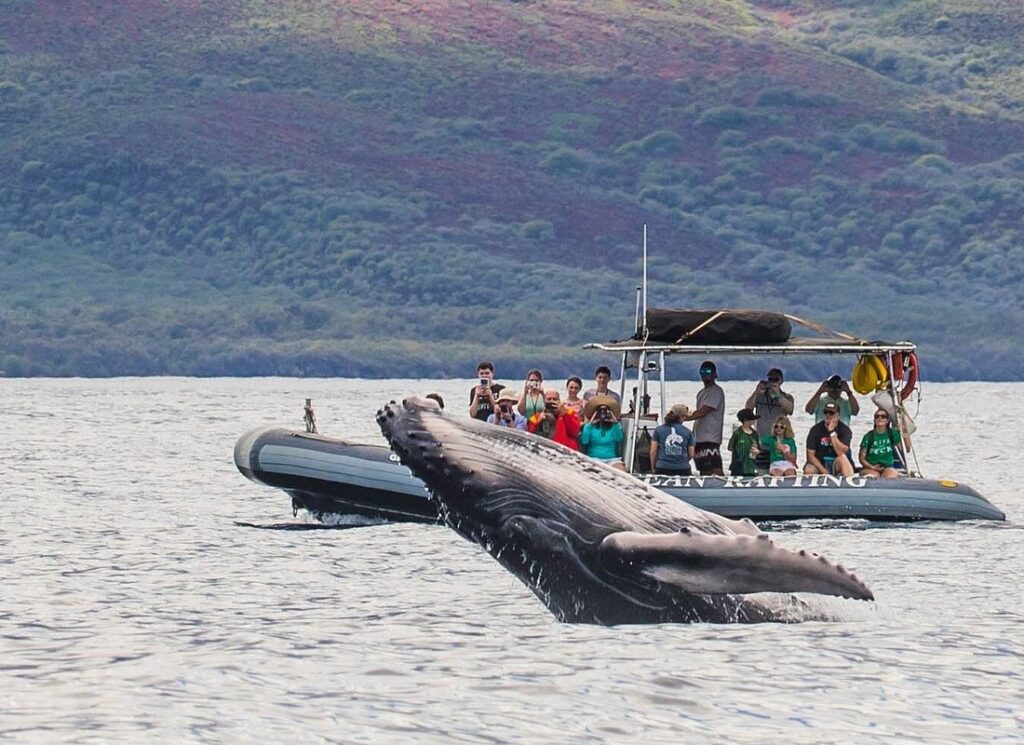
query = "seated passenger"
xmin=760 ymin=415 xmax=798 ymax=476
xmin=528 ymin=389 xmax=581 ymax=450
xmin=582 ymin=365 xmax=622 ymax=404
xmin=859 ymin=409 xmax=911 ymax=479
xmin=580 ymin=395 xmax=626 ymax=471
xmin=649 ymin=404 xmax=695 ymax=476
xmin=804 ymin=402 xmax=854 ymax=477
xmin=727 ymin=408 xmax=761 ymax=477
xmin=487 ymin=389 xmax=528 ymax=430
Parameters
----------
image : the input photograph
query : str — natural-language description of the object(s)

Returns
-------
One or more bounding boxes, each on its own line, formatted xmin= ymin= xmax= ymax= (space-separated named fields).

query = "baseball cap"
xmin=699 ymin=360 xmax=717 ymax=377
xmin=822 ymin=401 xmax=840 ymax=414
xmin=737 ymin=408 xmax=759 ymax=422
xmin=826 ymin=374 xmax=843 ymax=387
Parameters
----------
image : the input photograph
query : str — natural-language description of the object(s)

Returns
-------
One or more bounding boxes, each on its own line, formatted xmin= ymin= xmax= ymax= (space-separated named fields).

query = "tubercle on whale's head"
xmin=376 ymin=397 xmax=475 ymax=493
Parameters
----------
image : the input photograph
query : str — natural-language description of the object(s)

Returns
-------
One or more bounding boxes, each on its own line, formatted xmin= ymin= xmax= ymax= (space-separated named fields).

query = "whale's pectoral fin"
xmin=600 ymin=530 xmax=874 ymax=601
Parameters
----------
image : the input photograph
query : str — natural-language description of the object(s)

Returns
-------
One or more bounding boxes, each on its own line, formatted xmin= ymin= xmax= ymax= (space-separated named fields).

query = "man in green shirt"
xmin=805 ymin=374 xmax=860 ymax=427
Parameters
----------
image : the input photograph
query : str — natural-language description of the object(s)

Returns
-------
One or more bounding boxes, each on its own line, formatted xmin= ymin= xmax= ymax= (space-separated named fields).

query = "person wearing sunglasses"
xmin=804 ymin=401 xmax=854 ymax=476
xmin=760 ymin=415 xmax=798 ymax=476
xmin=681 ymin=360 xmax=725 ymax=476
xmin=858 ymin=409 xmax=911 ymax=478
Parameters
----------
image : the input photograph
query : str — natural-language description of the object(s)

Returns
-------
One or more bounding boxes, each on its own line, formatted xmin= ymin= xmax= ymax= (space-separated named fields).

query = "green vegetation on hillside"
xmin=1 ymin=0 xmax=1022 ymax=380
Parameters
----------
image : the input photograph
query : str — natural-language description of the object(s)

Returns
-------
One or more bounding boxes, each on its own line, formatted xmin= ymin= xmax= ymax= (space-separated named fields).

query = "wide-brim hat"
xmin=584 ymin=395 xmax=621 ymax=420
xmin=496 ymin=389 xmax=519 ymax=403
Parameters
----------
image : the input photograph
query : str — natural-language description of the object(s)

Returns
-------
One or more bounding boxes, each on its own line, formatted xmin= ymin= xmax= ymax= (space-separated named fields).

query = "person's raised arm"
xmin=780 ymin=393 xmax=795 ymax=415
xmin=844 ymin=381 xmax=860 ymax=416
xmin=744 ymin=382 xmax=764 ymax=410
xmin=804 ymin=383 xmax=825 ymax=415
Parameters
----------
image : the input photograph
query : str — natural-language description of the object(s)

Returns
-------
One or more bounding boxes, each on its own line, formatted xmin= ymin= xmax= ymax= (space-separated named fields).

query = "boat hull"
xmin=234 ymin=427 xmax=1006 ymax=524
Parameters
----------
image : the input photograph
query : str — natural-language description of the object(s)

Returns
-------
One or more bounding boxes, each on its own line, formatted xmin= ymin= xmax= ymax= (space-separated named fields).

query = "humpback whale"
xmin=377 ymin=397 xmax=874 ymax=625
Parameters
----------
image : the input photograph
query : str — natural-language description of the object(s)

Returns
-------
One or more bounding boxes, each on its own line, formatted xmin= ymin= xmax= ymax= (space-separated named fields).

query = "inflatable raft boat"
xmin=234 ymin=427 xmax=1006 ymax=524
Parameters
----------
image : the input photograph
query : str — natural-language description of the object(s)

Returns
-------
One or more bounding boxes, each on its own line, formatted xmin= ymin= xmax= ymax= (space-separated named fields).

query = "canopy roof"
xmin=584 ymin=309 xmax=916 ymax=356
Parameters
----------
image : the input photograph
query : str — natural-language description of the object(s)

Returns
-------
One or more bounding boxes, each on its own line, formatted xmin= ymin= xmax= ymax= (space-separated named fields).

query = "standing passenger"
xmin=805 ymin=374 xmax=860 ymax=426
xmin=744 ymin=367 xmax=794 ymax=439
xmin=517 ymin=369 xmax=546 ymax=418
xmin=470 ymin=361 xmax=505 ymax=421
xmin=582 ymin=366 xmax=622 ymax=405
xmin=563 ymin=376 xmax=586 ymax=420
xmin=727 ymin=409 xmax=761 ymax=477
xmin=683 ymin=360 xmax=725 ymax=476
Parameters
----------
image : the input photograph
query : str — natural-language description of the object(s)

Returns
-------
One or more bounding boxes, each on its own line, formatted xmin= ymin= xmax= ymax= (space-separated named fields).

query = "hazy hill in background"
xmin=1 ymin=0 xmax=1023 ymax=380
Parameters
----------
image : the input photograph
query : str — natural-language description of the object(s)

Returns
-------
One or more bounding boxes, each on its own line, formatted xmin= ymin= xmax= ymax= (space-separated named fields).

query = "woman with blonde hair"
xmin=759 ymin=415 xmax=798 ymax=476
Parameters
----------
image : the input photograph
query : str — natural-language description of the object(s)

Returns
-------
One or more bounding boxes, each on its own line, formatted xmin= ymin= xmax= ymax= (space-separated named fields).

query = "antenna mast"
xmin=641 ymin=224 xmax=648 ymax=338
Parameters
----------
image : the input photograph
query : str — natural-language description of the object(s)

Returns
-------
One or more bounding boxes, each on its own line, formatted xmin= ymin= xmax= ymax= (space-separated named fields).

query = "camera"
xmin=479 ymin=378 xmax=489 ymax=387
xmin=759 ymin=380 xmax=770 ymax=387
xmin=545 ymin=401 xmax=559 ymax=412
xmin=597 ymin=406 xmax=613 ymax=423
xmin=499 ymin=403 xmax=511 ymax=414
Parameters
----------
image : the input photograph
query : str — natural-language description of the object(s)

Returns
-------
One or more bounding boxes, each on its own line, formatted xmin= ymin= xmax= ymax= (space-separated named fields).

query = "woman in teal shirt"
xmin=580 ymin=398 xmax=625 ymax=471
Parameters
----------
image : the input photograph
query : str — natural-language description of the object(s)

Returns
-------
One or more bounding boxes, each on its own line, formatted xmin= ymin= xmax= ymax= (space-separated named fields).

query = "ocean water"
xmin=1 ymin=377 xmax=1021 ymax=744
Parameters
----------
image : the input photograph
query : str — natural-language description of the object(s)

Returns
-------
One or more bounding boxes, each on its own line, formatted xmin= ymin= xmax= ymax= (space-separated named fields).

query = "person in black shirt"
xmin=469 ymin=361 xmax=505 ymax=421
xmin=804 ymin=401 xmax=854 ymax=476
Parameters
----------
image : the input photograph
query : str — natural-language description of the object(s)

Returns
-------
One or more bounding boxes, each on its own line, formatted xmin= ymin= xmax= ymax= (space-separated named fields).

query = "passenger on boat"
xmin=650 ymin=404 xmax=695 ymax=476
xmin=805 ymin=374 xmax=860 ymax=426
xmin=563 ymin=376 xmax=586 ymax=420
xmin=487 ymin=389 xmax=528 ymax=430
xmin=804 ymin=402 xmax=854 ymax=477
xmin=727 ymin=409 xmax=761 ymax=477
xmin=745 ymin=368 xmax=794 ymax=439
xmin=858 ymin=409 xmax=910 ymax=479
xmin=580 ymin=395 xmax=626 ymax=471
xmin=470 ymin=361 xmax=505 ymax=422
xmin=682 ymin=360 xmax=725 ymax=476
xmin=528 ymin=389 xmax=581 ymax=450
xmin=582 ymin=366 xmax=623 ymax=404
xmin=760 ymin=415 xmax=798 ymax=477
xmin=517 ymin=369 xmax=546 ymax=418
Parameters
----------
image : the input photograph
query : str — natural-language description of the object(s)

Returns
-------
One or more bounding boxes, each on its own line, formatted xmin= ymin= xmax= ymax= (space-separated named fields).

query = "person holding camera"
xmin=580 ymin=395 xmax=626 ymax=470
xmin=805 ymin=374 xmax=860 ymax=426
xmin=487 ymin=389 xmax=528 ymax=430
xmin=744 ymin=367 xmax=794 ymax=440
xmin=469 ymin=361 xmax=505 ymax=422
xmin=527 ymin=389 xmax=581 ymax=450
xmin=517 ymin=369 xmax=546 ymax=418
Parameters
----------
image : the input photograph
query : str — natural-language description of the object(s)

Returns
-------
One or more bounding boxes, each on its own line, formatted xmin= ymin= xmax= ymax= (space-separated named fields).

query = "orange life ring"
xmin=899 ymin=352 xmax=918 ymax=401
